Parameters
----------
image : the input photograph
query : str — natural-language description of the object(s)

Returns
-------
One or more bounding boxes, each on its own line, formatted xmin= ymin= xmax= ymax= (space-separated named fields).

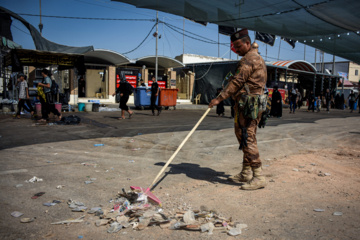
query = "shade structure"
xmin=84 ymin=49 xmax=133 ymax=66
xmin=112 ymin=0 xmax=360 ymax=64
xmin=135 ymin=56 xmax=185 ymax=69
xmin=269 ymin=60 xmax=317 ymax=73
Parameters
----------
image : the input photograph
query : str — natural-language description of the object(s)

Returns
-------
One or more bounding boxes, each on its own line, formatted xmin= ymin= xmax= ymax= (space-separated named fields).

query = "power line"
xmin=121 ymin=23 xmax=157 ymax=55
xmin=18 ymin=13 xmax=155 ymax=22
xmin=11 ymin=23 xmax=31 ymax=36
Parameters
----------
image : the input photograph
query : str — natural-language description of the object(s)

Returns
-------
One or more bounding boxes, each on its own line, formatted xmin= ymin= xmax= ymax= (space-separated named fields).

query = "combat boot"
xmin=241 ymin=166 xmax=267 ymax=190
xmin=227 ymin=165 xmax=252 ymax=183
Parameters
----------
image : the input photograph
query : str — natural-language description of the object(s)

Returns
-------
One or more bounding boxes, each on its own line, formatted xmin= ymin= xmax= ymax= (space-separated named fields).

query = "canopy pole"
xmin=155 ymin=11 xmax=158 ymax=82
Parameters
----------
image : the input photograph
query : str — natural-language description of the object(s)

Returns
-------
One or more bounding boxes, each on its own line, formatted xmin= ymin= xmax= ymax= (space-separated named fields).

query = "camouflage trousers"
xmin=234 ymin=107 xmax=262 ymax=168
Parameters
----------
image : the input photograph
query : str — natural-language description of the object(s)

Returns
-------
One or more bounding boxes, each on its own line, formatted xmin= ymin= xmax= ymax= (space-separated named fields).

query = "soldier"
xmin=209 ymin=29 xmax=267 ymax=190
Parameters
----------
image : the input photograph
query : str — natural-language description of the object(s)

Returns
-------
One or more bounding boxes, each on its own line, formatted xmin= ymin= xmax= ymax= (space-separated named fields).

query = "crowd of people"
xmin=269 ymin=87 xmax=359 ymax=117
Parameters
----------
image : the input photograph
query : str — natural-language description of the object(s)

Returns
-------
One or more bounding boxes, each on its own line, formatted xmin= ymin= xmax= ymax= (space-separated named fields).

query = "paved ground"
xmin=0 ymin=105 xmax=359 ymax=239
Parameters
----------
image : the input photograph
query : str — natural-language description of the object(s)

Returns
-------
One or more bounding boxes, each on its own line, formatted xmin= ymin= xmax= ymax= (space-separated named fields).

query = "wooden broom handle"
xmin=148 ymin=107 xmax=212 ymax=189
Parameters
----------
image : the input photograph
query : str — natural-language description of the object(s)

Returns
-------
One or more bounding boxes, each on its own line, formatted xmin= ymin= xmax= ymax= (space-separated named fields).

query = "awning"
xmin=112 ymin=0 xmax=360 ymax=64
xmin=5 ymin=49 xmax=84 ymax=71
xmin=268 ymin=60 xmax=317 ymax=73
xmin=84 ymin=49 xmax=133 ymax=66
xmin=135 ymin=56 xmax=185 ymax=69
xmin=338 ymin=79 xmax=354 ymax=87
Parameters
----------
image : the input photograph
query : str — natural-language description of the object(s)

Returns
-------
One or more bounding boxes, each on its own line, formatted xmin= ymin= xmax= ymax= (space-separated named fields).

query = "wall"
xmin=348 ymin=62 xmax=360 ymax=83
xmin=85 ymin=69 xmax=107 ymax=98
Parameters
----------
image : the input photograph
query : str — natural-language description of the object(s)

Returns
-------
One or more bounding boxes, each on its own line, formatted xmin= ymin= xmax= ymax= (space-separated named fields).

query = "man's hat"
xmin=231 ymin=28 xmax=249 ymax=42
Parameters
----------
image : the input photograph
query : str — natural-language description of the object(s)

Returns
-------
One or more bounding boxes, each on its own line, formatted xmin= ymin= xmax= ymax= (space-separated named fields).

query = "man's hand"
xmin=209 ymin=98 xmax=220 ymax=108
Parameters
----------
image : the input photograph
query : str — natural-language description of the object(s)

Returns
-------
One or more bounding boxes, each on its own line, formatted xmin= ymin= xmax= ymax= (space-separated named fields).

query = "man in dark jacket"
xmin=112 ymin=79 xmax=134 ymax=119
xmin=150 ymin=76 xmax=162 ymax=116
xmin=307 ymin=90 xmax=315 ymax=112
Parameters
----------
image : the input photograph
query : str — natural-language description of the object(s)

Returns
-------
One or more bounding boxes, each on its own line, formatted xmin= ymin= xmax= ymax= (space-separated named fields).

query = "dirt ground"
xmin=0 ymin=107 xmax=359 ymax=240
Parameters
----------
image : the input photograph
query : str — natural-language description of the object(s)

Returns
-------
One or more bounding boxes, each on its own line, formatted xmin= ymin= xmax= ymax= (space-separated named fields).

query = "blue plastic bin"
xmin=134 ymin=87 xmax=158 ymax=110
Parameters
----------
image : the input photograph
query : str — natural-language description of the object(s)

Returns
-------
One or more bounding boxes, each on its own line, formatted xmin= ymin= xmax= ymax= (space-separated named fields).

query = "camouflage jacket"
xmin=218 ymin=48 xmax=267 ymax=102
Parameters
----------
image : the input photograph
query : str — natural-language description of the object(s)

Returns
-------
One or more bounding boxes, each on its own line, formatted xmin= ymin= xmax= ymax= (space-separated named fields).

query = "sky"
xmin=1 ymin=0 xmax=347 ymax=63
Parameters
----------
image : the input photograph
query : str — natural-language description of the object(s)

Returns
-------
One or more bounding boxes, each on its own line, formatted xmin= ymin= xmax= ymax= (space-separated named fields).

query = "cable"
xmin=18 ymin=13 xmax=155 ymax=22
xmin=11 ymin=23 xmax=31 ymax=35
xmin=121 ymin=23 xmax=157 ymax=55
xmin=163 ymin=21 xmax=230 ymax=46
xmin=195 ymin=49 xmax=231 ymax=80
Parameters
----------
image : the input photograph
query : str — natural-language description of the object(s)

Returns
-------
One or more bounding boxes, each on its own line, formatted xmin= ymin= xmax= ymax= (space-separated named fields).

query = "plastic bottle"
xmin=94 ymin=144 xmax=104 ymax=147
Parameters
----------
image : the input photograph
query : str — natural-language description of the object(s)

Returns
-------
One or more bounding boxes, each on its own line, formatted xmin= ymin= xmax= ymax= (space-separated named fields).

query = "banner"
xmin=218 ymin=26 xmax=238 ymax=36
xmin=255 ymin=32 xmax=275 ymax=46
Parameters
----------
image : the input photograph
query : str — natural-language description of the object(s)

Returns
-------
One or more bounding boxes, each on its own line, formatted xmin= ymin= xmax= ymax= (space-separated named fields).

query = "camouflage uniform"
xmin=218 ymin=47 xmax=267 ymax=168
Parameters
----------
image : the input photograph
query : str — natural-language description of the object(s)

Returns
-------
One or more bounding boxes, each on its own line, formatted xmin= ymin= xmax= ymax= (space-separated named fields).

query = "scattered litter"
xmin=99 ymin=107 xmax=121 ymax=112
xmin=78 ymin=236 xmax=83 ymax=239
xmin=84 ymin=181 xmax=93 ymax=184
xmin=311 ymin=163 xmax=316 ymax=166
xmin=183 ymin=210 xmax=196 ymax=224
xmin=43 ymin=202 xmax=57 ymax=207
xmin=51 ymin=215 xmax=85 ymax=225
xmin=293 ymin=168 xmax=299 ymax=172
xmin=55 ymin=188 xmax=237 ymax=237
xmin=318 ymin=171 xmax=331 ymax=177
xmin=137 ymin=133 xmax=143 ymax=135
xmin=201 ymin=222 xmax=215 ymax=234
xmin=333 ymin=212 xmax=343 ymax=216
xmin=90 ymin=178 xmax=97 ymax=181
xmin=56 ymin=185 xmax=65 ymax=189
xmin=228 ymin=224 xmax=248 ymax=236
xmin=94 ymin=144 xmax=104 ymax=147
xmin=26 ymin=176 xmax=43 ymax=183
xmin=132 ymin=148 xmax=141 ymax=151
xmin=128 ymin=139 xmax=135 ymax=143
xmin=15 ymin=184 xmax=23 ymax=188
xmin=31 ymin=192 xmax=45 ymax=199
xmin=54 ymin=153 xmax=58 ymax=155
xmin=299 ymin=166 xmax=305 ymax=168
xmin=47 ymin=161 xmax=53 ymax=163
xmin=96 ymin=219 xmax=109 ymax=227
xmin=20 ymin=217 xmax=35 ymax=223
xmin=207 ymin=152 xmax=213 ymax=155
xmin=107 ymin=222 xmax=123 ymax=233
xmin=314 ymin=209 xmax=325 ymax=212
xmin=11 ymin=211 xmax=24 ymax=218
xmin=263 ymin=165 xmax=270 ymax=167
xmin=128 ymin=160 xmax=135 ymax=163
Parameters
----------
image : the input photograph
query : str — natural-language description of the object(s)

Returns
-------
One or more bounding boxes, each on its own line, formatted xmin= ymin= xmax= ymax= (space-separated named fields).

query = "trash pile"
xmin=60 ymin=188 xmax=246 ymax=236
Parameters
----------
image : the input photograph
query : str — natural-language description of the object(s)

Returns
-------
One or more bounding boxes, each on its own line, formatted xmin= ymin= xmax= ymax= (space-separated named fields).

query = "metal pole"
xmin=39 ymin=0 xmax=43 ymax=35
xmin=313 ymin=75 xmax=316 ymax=94
xmin=277 ymin=39 xmax=281 ymax=60
xmin=304 ymin=44 xmax=306 ymax=61
xmin=218 ymin=32 xmax=220 ymax=57
xmin=155 ymin=11 xmax=158 ymax=82
xmin=332 ymin=54 xmax=335 ymax=75
xmin=321 ymin=75 xmax=324 ymax=93
xmin=314 ymin=49 xmax=317 ymax=72
xmin=183 ymin=18 xmax=185 ymax=55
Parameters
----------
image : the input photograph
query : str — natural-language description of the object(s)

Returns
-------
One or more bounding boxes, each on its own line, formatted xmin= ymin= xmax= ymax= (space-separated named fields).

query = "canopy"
xmin=112 ymin=0 xmax=360 ymax=64
xmin=0 ymin=6 xmax=93 ymax=54
xmin=135 ymin=56 xmax=185 ymax=69
xmin=84 ymin=49 xmax=133 ymax=66
xmin=269 ymin=60 xmax=317 ymax=73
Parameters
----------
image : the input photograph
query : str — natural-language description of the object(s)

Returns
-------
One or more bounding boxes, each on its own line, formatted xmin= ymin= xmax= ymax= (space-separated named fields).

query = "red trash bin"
xmin=159 ymin=88 xmax=178 ymax=110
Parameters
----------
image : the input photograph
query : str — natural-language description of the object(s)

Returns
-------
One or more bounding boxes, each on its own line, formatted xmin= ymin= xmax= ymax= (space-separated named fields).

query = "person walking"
xmin=325 ymin=88 xmax=331 ymax=113
xmin=289 ymin=88 xmax=297 ymax=114
xmin=149 ymin=76 xmax=162 ymax=116
xmin=270 ymin=86 xmax=282 ymax=118
xmin=78 ymin=76 xmax=86 ymax=97
xmin=209 ymin=29 xmax=267 ymax=190
xmin=348 ymin=90 xmax=356 ymax=113
xmin=307 ymin=90 xmax=315 ymax=112
xmin=112 ymin=78 xmax=134 ymax=119
xmin=15 ymin=73 xmax=34 ymax=119
xmin=37 ymin=69 xmax=62 ymax=123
